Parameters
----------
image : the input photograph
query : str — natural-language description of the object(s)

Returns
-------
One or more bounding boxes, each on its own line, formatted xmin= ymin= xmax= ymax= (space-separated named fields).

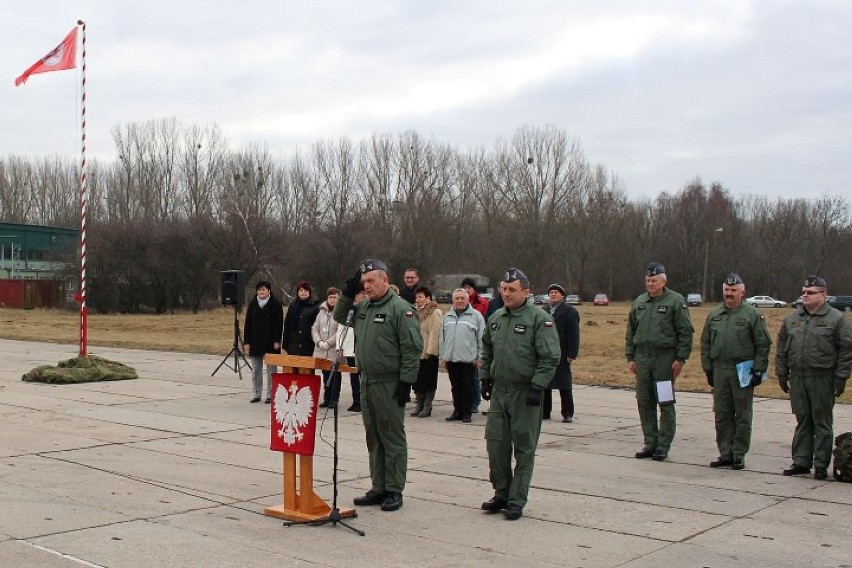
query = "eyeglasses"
xmin=801 ymin=290 xmax=824 ymax=296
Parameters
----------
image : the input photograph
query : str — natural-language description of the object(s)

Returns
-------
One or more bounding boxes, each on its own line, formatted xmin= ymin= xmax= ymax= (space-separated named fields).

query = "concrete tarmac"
xmin=1 ymin=339 xmax=850 ymax=567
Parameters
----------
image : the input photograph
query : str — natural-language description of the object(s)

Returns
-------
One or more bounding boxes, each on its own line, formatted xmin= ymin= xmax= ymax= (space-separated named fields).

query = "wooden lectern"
xmin=263 ymin=354 xmax=358 ymax=522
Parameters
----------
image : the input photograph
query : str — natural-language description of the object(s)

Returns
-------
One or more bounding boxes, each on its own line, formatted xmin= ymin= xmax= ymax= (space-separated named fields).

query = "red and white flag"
xmin=270 ymin=372 xmax=321 ymax=455
xmin=15 ymin=27 xmax=78 ymax=87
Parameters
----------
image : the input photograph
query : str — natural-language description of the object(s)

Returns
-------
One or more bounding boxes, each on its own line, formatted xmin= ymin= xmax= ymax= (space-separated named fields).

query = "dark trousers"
xmin=543 ymin=389 xmax=574 ymax=418
xmin=446 ymin=361 xmax=476 ymax=418
xmin=322 ymin=370 xmax=342 ymax=404
xmin=347 ymin=356 xmax=361 ymax=405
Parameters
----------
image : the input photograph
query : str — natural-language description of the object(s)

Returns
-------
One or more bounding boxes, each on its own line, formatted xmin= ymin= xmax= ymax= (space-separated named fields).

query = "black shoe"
xmin=347 ymin=404 xmax=361 ymax=412
xmin=562 ymin=415 xmax=573 ymax=423
xmin=461 ymin=414 xmax=472 ymax=423
xmin=481 ymin=497 xmax=507 ymax=513
xmin=380 ymin=492 xmax=403 ymax=511
xmin=445 ymin=412 xmax=462 ymax=421
xmin=250 ymin=397 xmax=261 ymax=403
xmin=635 ymin=447 xmax=655 ymax=459
xmin=814 ymin=467 xmax=828 ymax=480
xmin=651 ymin=449 xmax=668 ymax=461
xmin=353 ymin=489 xmax=387 ymax=506
xmin=732 ymin=457 xmax=745 ymax=470
xmin=319 ymin=401 xmax=330 ymax=408
xmin=710 ymin=457 xmax=733 ymax=468
xmin=502 ymin=503 xmax=523 ymax=520
xmin=264 ymin=398 xmax=271 ymax=404
xmin=782 ymin=464 xmax=810 ymax=476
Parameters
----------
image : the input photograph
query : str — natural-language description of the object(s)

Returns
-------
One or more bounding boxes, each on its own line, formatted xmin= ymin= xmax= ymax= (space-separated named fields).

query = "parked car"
xmin=434 ymin=290 xmax=452 ymax=304
xmin=533 ymin=294 xmax=548 ymax=305
xmin=565 ymin=294 xmax=582 ymax=305
xmin=791 ymin=295 xmax=803 ymax=309
xmin=829 ymin=295 xmax=852 ymax=312
xmin=745 ymin=295 xmax=787 ymax=308
xmin=480 ymin=292 xmax=494 ymax=302
xmin=593 ymin=293 xmax=609 ymax=306
xmin=686 ymin=293 xmax=703 ymax=306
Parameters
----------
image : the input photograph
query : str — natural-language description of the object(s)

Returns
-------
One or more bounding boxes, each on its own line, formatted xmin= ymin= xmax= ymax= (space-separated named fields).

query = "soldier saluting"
xmin=776 ymin=275 xmax=852 ymax=480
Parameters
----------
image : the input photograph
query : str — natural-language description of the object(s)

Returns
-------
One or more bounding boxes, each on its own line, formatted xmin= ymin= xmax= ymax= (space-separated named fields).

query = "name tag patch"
xmin=514 ymin=324 xmax=527 ymax=334
xmin=735 ymin=318 xmax=746 ymax=326
xmin=657 ymin=305 xmax=669 ymax=314
xmin=816 ymin=321 xmax=829 ymax=327
xmin=373 ymin=314 xmax=386 ymax=323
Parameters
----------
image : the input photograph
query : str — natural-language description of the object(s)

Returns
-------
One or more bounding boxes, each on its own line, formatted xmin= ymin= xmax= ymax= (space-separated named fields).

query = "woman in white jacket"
xmin=313 ymin=287 xmax=340 ymax=408
xmin=334 ymin=288 xmax=367 ymax=412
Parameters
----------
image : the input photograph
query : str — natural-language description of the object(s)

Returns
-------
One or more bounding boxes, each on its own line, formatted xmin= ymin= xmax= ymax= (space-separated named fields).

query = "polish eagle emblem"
xmin=273 ymin=382 xmax=314 ymax=445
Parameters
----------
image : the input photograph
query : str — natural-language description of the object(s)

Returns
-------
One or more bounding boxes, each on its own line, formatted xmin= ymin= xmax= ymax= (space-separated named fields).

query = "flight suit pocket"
xmin=811 ymin=328 xmax=837 ymax=368
xmin=485 ymin=412 xmax=504 ymax=441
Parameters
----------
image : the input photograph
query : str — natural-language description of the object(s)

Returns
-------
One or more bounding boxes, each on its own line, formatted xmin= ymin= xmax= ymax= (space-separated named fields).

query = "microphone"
xmin=345 ymin=307 xmax=356 ymax=327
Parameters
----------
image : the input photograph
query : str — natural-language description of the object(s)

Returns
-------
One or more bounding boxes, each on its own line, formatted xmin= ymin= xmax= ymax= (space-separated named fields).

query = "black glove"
xmin=835 ymin=380 xmax=847 ymax=398
xmin=395 ymin=382 xmax=411 ymax=407
xmin=705 ymin=371 xmax=714 ymax=387
xmin=749 ymin=370 xmax=763 ymax=388
xmin=779 ymin=377 xmax=789 ymax=394
xmin=342 ymin=268 xmax=362 ymax=298
xmin=481 ymin=379 xmax=493 ymax=401
xmin=525 ymin=387 xmax=542 ymax=406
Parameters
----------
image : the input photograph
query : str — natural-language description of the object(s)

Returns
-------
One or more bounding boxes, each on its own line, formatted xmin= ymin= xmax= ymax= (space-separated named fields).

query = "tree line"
xmin=1 ymin=120 xmax=849 ymax=313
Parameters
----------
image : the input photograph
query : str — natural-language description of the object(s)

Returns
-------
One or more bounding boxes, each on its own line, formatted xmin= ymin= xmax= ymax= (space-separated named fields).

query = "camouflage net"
xmin=21 ymin=355 xmax=138 ymax=384
xmin=834 ymin=432 xmax=852 ymax=482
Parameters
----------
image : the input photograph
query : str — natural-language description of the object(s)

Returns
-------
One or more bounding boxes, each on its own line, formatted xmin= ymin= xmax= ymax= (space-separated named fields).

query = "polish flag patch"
xmin=544 ymin=321 xmax=553 ymax=327
xmin=405 ymin=311 xmax=414 ymax=317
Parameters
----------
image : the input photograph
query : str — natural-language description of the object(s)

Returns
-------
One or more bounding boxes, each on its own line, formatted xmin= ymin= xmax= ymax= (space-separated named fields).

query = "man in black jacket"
xmin=543 ymin=284 xmax=580 ymax=422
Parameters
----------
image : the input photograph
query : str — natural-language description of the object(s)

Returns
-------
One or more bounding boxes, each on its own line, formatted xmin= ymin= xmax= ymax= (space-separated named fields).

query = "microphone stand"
xmin=283 ymin=307 xmax=364 ymax=536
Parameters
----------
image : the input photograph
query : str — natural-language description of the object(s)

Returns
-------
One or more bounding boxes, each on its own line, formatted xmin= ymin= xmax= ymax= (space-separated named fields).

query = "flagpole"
xmin=78 ymin=19 xmax=88 ymax=357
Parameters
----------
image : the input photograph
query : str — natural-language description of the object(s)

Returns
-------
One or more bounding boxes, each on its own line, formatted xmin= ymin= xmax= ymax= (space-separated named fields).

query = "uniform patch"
xmin=514 ymin=324 xmax=527 ymax=334
xmin=490 ymin=322 xmax=500 ymax=330
xmin=357 ymin=313 xmax=367 ymax=320
xmin=815 ymin=321 xmax=829 ymax=327
xmin=682 ymin=303 xmax=689 ymax=309
xmin=405 ymin=310 xmax=414 ymax=318
xmin=735 ymin=317 xmax=746 ymax=326
xmin=712 ymin=315 xmax=723 ymax=321
xmin=544 ymin=321 xmax=553 ymax=328
xmin=790 ymin=321 xmax=799 ymax=328
xmin=637 ymin=305 xmax=647 ymax=311
xmin=373 ymin=314 xmax=386 ymax=323
xmin=657 ymin=305 xmax=669 ymax=314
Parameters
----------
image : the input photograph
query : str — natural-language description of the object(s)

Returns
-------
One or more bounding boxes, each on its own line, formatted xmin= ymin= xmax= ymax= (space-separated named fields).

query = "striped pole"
xmin=78 ymin=19 xmax=87 ymax=357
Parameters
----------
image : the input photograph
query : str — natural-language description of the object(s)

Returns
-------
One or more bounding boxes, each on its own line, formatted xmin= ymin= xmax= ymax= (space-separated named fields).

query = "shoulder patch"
xmin=405 ymin=310 xmax=414 ymax=318
xmin=544 ymin=321 xmax=553 ymax=328
xmin=682 ymin=303 xmax=689 ymax=309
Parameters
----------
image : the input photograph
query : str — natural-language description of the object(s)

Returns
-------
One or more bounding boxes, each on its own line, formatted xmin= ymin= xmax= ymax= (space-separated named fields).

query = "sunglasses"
xmin=801 ymin=290 xmax=824 ymax=296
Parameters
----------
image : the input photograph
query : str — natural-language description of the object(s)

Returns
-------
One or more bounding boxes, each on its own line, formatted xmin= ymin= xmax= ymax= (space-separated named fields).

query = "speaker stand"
xmin=212 ymin=305 xmax=252 ymax=379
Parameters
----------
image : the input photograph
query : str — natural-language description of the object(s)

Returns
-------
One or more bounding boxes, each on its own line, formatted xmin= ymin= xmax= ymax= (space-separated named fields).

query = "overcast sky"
xmin=2 ymin=1 xmax=850 ymax=201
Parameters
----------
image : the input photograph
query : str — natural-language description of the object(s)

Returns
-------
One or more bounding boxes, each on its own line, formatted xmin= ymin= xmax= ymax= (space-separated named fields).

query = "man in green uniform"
xmin=333 ymin=258 xmax=423 ymax=511
xmin=701 ymin=273 xmax=772 ymax=470
xmin=480 ymin=267 xmax=559 ymax=520
xmin=625 ymin=262 xmax=694 ymax=462
xmin=776 ymin=275 xmax=852 ymax=480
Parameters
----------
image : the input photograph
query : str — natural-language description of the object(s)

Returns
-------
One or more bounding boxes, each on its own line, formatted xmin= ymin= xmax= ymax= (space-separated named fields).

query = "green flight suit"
xmin=776 ymin=303 xmax=852 ymax=469
xmin=625 ymin=288 xmax=694 ymax=453
xmin=481 ymin=299 xmax=559 ymax=508
xmin=700 ymin=302 xmax=772 ymax=461
xmin=334 ymin=290 xmax=423 ymax=494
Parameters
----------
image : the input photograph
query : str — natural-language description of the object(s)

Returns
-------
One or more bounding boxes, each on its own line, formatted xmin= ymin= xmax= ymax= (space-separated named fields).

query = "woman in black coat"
xmin=282 ymin=280 xmax=320 ymax=356
xmin=243 ymin=280 xmax=284 ymax=403
xmin=544 ymin=284 xmax=580 ymax=422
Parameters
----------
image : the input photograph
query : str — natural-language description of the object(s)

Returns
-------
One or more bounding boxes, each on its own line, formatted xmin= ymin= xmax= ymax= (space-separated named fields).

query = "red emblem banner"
xmin=270 ymin=372 xmax=320 ymax=455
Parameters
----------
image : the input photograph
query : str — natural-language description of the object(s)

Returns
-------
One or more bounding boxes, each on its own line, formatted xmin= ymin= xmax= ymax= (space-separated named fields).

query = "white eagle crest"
xmin=273 ymin=383 xmax=314 ymax=445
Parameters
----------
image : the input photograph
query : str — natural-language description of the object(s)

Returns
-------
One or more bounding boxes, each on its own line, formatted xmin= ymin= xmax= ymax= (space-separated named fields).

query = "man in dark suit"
xmin=543 ymin=283 xmax=580 ymax=422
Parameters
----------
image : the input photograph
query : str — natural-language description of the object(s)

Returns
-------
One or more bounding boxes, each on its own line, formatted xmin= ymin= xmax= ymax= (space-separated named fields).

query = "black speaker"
xmin=220 ymin=270 xmax=245 ymax=307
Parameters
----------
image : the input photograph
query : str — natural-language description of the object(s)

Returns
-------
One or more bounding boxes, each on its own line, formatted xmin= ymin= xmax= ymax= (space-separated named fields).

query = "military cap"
xmin=547 ymin=283 xmax=567 ymax=296
xmin=724 ymin=273 xmax=744 ymax=285
xmin=804 ymin=275 xmax=827 ymax=288
xmin=359 ymin=258 xmax=388 ymax=273
xmin=645 ymin=262 xmax=666 ymax=276
xmin=504 ymin=267 xmax=528 ymax=283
